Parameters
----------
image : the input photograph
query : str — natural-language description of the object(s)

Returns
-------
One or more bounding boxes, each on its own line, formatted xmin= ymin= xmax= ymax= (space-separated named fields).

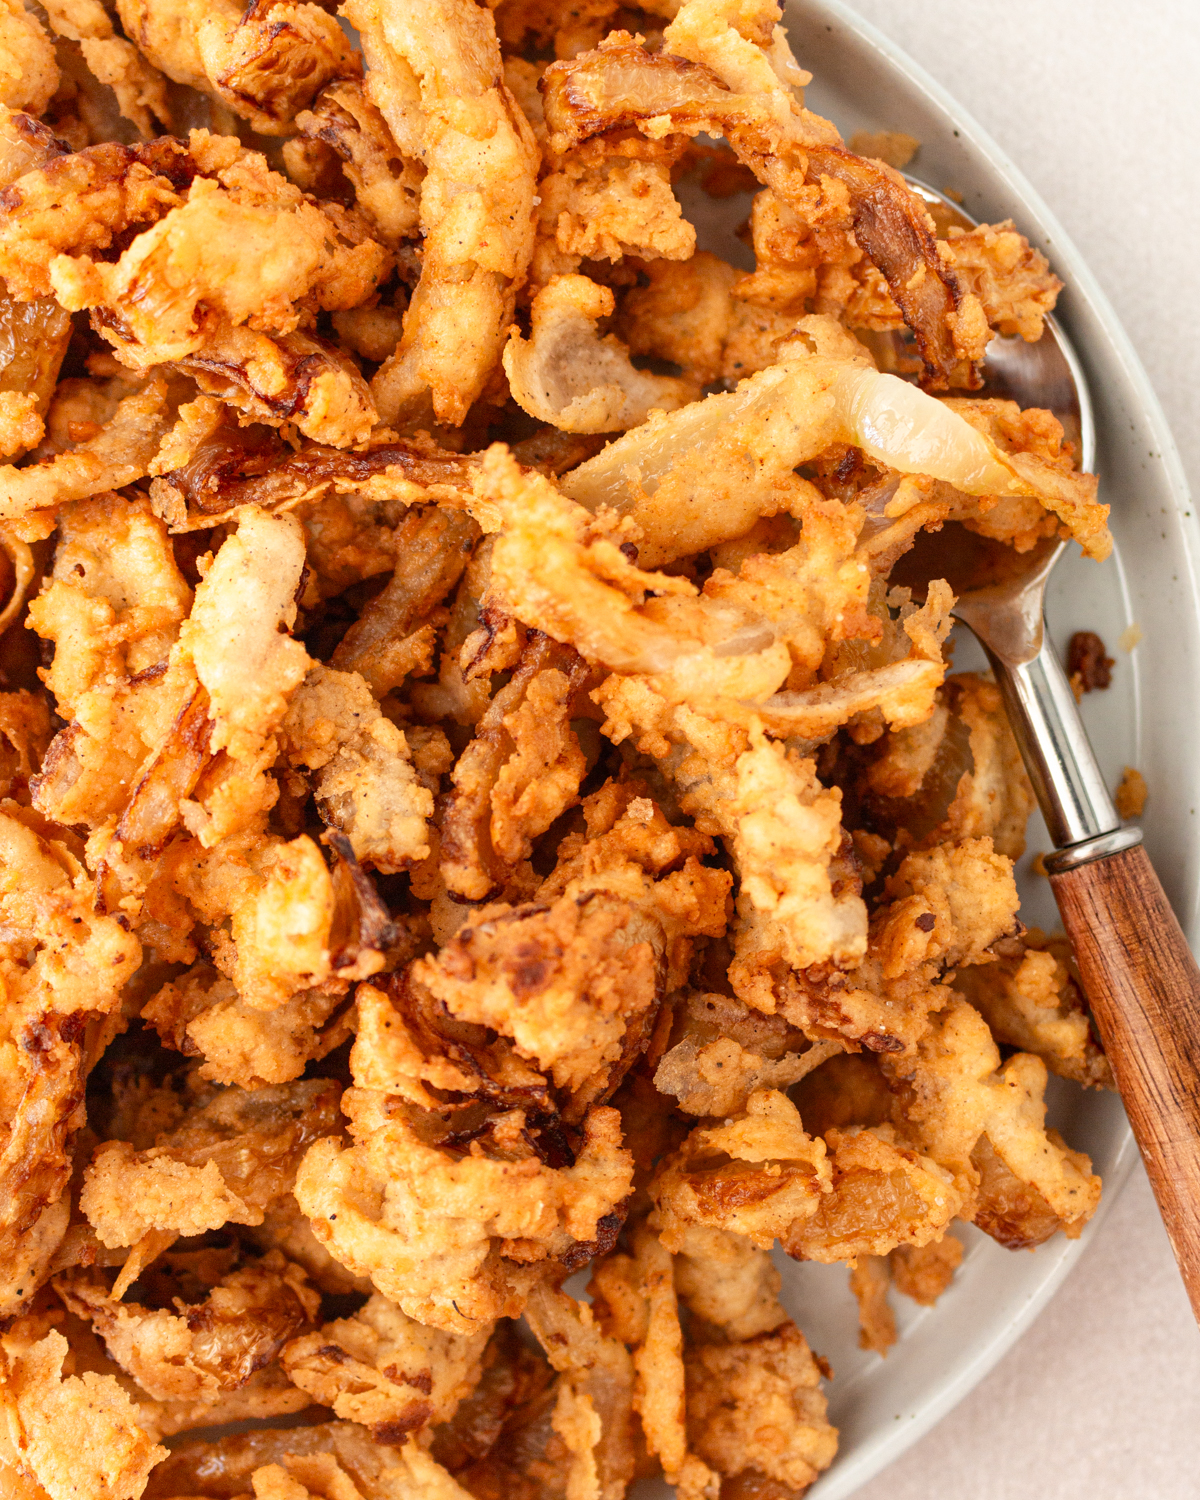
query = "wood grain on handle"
xmin=1050 ymin=843 xmax=1200 ymax=1323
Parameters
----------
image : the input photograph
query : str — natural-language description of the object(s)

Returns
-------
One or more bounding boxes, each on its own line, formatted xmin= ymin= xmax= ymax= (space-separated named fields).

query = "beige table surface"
xmin=829 ymin=2 xmax=1200 ymax=1495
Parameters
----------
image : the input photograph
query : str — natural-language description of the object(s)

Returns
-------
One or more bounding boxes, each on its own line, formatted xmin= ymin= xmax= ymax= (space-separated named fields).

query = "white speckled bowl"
xmin=652 ymin=2 xmax=1199 ymax=1495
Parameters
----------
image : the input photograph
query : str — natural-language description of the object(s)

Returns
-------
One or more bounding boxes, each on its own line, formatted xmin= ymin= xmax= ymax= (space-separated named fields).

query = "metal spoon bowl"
xmin=884 ymin=177 xmax=1125 ymax=858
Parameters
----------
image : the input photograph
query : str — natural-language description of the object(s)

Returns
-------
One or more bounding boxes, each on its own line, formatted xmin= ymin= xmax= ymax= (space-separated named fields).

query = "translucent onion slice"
xmin=833 ymin=365 xmax=1018 ymax=495
xmin=504 ymin=276 xmax=694 ymax=434
xmin=563 ymin=350 xmax=1098 ymax=566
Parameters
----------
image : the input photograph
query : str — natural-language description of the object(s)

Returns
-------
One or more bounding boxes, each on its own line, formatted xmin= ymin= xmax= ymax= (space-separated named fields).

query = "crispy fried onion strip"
xmin=524 ymin=1280 xmax=639 ymax=1500
xmin=534 ymin=137 xmax=697 ymax=285
xmin=152 ymin=424 xmax=478 ymax=527
xmin=350 ymin=972 xmax=550 ymax=1117
xmin=470 ymin=442 xmax=951 ymax=746
xmin=285 ymin=80 xmax=424 ymax=249
xmin=684 ymin=1320 xmax=839 ymax=1493
xmin=740 ymin=835 xmax=1020 ymax=1052
xmin=612 ymin=1222 xmax=716 ymax=1499
xmin=27 ymin=490 xmax=193 ymax=777
xmin=439 ymin=631 xmax=589 ymax=900
xmin=470 ymin=444 xmax=809 ymax=689
xmin=525 ymin=780 xmax=731 ymax=1089
xmin=0 ymin=690 xmax=51 ymax=793
xmin=139 ymin=824 xmax=368 ymax=1010
xmin=652 ymin=1086 xmax=964 ymax=1263
xmin=281 ymin=664 xmax=434 ymax=872
xmin=147 ymin=1421 xmax=472 ymax=1500
xmin=592 ymin=595 xmax=961 ymax=991
xmin=142 ymin=966 xmax=355 ymax=1091
xmin=346 ymin=0 xmax=539 ymax=427
xmin=331 ymin=505 xmax=480 ymax=696
xmin=653 ymin=1087 xmax=833 ymax=1250
xmin=0 ymin=1329 xmax=165 ymax=1500
xmin=0 ymin=377 xmax=175 ymax=518
xmin=504 ymin=275 xmax=696 ymax=433
xmin=955 ymin=929 xmax=1111 ymax=1089
xmin=668 ymin=1223 xmax=790 ymax=1342
xmin=177 ymin=326 xmax=378 ymax=449
xmin=879 ymin=995 xmax=1102 ymax=1246
xmin=40 ymin=0 xmax=172 ymax=138
xmin=675 ymin=730 xmax=869 ymax=971
xmin=55 ymin=1250 xmax=320 ymax=1402
xmin=542 ymin=3 xmax=972 ymax=386
xmin=0 ymin=806 xmax=141 ymax=1314
xmin=80 ymin=1078 xmax=342 ymax=1251
xmin=779 ymin=1124 xmax=964 ymax=1262
xmin=862 ymin=671 xmax=1037 ymax=863
xmin=0 ymin=135 xmax=200 ymax=302
xmin=116 ymin=0 xmax=360 ymax=134
xmin=294 ymin=1088 xmax=634 ymax=1334
xmin=77 ymin=506 xmax=310 ymax=896
xmin=282 ymin=1292 xmax=491 ymax=1444
xmin=0 ymin=121 xmax=74 ymax=450
xmin=48 ymin=134 xmax=389 ymax=369
xmin=0 ymin=6 xmax=59 ymax=117
xmin=367 ymin=782 xmax=728 ymax=1121
xmin=415 ymin=892 xmax=665 ymax=1108
xmin=559 ymin=328 xmax=1108 ymax=565
xmin=655 ymin=991 xmax=843 ymax=1119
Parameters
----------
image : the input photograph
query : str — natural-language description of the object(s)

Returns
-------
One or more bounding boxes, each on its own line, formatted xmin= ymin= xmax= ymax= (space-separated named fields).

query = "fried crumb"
xmin=849 ymin=1256 xmax=896 ymax=1354
xmin=1114 ymin=766 xmax=1148 ymax=819
xmin=1118 ymin=622 xmax=1144 ymax=651
xmin=1067 ymin=630 xmax=1114 ymax=692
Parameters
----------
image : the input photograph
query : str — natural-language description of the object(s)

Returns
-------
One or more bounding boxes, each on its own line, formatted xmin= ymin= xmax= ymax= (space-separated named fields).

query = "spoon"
xmin=892 ymin=179 xmax=1200 ymax=1322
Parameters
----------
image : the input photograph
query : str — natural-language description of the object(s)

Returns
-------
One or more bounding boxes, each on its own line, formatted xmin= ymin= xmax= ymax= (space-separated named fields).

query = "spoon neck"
xmin=981 ymin=627 xmax=1123 ymax=849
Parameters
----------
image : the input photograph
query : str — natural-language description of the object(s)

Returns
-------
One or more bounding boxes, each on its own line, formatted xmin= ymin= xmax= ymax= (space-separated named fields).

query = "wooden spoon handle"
xmin=1050 ymin=843 xmax=1200 ymax=1322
